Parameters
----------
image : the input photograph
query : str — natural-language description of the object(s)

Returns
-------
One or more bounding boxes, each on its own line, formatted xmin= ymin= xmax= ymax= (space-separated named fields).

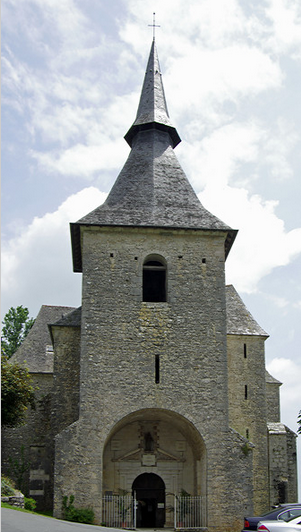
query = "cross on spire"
xmin=148 ymin=12 xmax=160 ymax=41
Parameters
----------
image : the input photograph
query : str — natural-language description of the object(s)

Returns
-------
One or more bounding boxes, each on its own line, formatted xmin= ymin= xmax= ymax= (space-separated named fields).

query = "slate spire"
xmin=124 ymin=40 xmax=181 ymax=149
xmin=70 ymin=42 xmax=237 ymax=272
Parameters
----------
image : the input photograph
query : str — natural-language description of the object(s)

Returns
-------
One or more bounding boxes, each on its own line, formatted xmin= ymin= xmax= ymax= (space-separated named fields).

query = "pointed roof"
xmin=124 ymin=41 xmax=181 ymax=149
xmin=10 ymin=305 xmax=77 ymax=373
xmin=70 ymin=42 xmax=237 ymax=272
xmin=226 ymin=285 xmax=269 ymax=337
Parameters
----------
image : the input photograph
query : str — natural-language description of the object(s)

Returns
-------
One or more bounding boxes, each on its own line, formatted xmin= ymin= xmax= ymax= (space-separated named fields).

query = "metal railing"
xmin=102 ymin=492 xmax=206 ymax=529
xmin=102 ymin=494 xmax=136 ymax=529
xmin=174 ymin=494 xmax=206 ymax=528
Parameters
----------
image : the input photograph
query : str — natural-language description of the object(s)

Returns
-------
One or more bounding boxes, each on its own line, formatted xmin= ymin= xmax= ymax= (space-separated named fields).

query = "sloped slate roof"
xmin=226 ymin=284 xmax=268 ymax=336
xmin=267 ymin=422 xmax=287 ymax=435
xmin=10 ymin=305 xmax=76 ymax=373
xmin=70 ymin=41 xmax=237 ymax=272
xmin=71 ymin=130 xmax=237 ymax=271
xmin=266 ymin=370 xmax=282 ymax=385
xmin=73 ymin=130 xmax=234 ymax=230
xmin=124 ymin=40 xmax=181 ymax=148
xmin=50 ymin=306 xmax=82 ymax=327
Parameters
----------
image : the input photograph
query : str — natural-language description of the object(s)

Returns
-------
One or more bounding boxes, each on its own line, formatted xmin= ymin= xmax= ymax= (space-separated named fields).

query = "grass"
xmin=1 ymin=503 xmax=100 ymax=526
xmin=1 ymin=501 xmax=54 ymax=517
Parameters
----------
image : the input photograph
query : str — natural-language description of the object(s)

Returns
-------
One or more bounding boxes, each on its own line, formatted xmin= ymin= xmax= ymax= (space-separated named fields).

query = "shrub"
xmin=1 ymin=356 xmax=36 ymax=427
xmin=24 ymin=497 xmax=37 ymax=511
xmin=62 ymin=495 xmax=94 ymax=524
xmin=1 ymin=475 xmax=16 ymax=496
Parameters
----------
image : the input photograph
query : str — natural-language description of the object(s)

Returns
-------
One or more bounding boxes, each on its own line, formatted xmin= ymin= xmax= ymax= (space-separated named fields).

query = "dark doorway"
xmin=132 ymin=473 xmax=165 ymax=528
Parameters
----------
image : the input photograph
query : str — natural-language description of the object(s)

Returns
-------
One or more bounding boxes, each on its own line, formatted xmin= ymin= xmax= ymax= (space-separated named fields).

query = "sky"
xmin=2 ymin=0 xmax=301 ymax=499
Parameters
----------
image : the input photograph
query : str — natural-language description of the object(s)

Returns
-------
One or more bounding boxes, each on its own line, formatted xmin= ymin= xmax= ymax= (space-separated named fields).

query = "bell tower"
xmin=54 ymin=40 xmax=263 ymax=530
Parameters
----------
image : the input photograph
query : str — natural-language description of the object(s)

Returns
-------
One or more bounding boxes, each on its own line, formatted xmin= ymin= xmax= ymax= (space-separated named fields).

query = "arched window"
xmin=143 ymin=256 xmax=167 ymax=302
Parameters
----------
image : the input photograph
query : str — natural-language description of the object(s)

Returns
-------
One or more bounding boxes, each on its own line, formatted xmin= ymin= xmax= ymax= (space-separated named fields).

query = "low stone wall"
xmin=1 ymin=492 xmax=24 ymax=508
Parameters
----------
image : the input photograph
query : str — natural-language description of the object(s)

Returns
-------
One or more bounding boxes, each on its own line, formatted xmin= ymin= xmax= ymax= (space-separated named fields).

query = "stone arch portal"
xmin=102 ymin=408 xmax=206 ymax=528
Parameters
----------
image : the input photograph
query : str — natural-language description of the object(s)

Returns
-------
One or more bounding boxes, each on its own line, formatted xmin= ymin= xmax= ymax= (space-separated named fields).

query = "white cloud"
xmin=122 ymin=0 xmax=246 ymax=49
xmin=122 ymin=0 xmax=283 ymax=119
xmin=3 ymin=0 xmax=92 ymax=54
xmin=31 ymin=139 xmax=129 ymax=178
xmin=268 ymin=294 xmax=290 ymax=309
xmin=174 ymin=116 xmax=301 ymax=295
xmin=167 ymin=46 xmax=282 ymax=118
xmin=180 ymin=121 xmax=263 ymax=191
xmin=200 ymin=184 xmax=301 ymax=293
xmin=265 ymin=0 xmax=301 ymax=57
xmin=1 ymin=188 xmax=107 ymax=318
xmin=264 ymin=118 xmax=299 ymax=181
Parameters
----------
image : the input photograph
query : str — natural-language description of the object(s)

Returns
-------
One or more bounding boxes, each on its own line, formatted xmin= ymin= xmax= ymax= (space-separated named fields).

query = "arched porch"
xmin=102 ymin=408 xmax=206 ymax=528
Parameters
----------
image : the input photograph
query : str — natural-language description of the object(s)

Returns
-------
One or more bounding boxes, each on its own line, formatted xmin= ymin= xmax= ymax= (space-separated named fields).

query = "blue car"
xmin=242 ymin=504 xmax=301 ymax=531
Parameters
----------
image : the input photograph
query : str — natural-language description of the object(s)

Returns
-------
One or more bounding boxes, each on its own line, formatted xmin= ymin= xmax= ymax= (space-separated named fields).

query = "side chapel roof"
xmin=70 ymin=41 xmax=237 ymax=272
xmin=265 ymin=370 xmax=282 ymax=385
xmin=226 ymin=285 xmax=268 ymax=337
xmin=10 ymin=305 xmax=76 ymax=373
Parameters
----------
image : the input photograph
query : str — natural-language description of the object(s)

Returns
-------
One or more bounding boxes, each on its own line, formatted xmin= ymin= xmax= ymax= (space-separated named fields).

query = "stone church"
xmin=2 ymin=40 xmax=298 ymax=531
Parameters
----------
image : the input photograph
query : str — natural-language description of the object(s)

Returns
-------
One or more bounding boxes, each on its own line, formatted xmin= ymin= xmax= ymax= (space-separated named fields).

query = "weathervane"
xmin=148 ymin=12 xmax=160 ymax=41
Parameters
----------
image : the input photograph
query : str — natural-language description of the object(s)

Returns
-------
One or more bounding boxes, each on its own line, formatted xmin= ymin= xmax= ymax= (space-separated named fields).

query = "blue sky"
xmin=2 ymin=0 xmax=301 ymax=497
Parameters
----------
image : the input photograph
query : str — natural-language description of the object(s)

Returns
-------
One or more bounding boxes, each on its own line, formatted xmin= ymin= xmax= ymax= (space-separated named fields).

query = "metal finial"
xmin=148 ymin=12 xmax=160 ymax=41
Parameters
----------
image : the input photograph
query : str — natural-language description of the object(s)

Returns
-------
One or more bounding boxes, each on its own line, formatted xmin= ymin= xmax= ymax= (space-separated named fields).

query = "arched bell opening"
xmin=142 ymin=254 xmax=167 ymax=302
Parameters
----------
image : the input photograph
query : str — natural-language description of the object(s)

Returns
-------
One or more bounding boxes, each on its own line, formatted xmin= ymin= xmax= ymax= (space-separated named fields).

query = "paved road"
xmin=1 ymin=508 xmax=124 ymax=532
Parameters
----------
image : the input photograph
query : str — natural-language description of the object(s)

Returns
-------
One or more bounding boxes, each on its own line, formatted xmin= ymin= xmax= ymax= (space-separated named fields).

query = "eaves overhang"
xmin=124 ymin=121 xmax=181 ymax=149
xmin=70 ymin=221 xmax=237 ymax=273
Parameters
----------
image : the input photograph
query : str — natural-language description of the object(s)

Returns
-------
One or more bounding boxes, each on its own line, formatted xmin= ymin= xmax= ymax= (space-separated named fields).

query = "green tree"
xmin=1 ymin=356 xmax=35 ymax=426
xmin=1 ymin=306 xmax=35 ymax=358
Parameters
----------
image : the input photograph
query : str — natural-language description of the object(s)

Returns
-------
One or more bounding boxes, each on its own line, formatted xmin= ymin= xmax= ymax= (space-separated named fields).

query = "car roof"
xmin=273 ymin=504 xmax=301 ymax=508
xmin=260 ymin=515 xmax=301 ymax=524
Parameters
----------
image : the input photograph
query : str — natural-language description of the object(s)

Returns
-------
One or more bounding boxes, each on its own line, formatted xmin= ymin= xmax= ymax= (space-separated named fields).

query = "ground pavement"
xmin=1 ymin=508 xmax=126 ymax=532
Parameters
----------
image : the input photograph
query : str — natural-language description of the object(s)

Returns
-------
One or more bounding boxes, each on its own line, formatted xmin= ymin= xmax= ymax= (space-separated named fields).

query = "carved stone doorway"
xmin=132 ymin=473 xmax=165 ymax=528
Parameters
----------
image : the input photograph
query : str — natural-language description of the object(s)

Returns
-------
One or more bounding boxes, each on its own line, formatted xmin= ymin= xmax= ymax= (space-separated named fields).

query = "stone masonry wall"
xmin=266 ymin=382 xmax=281 ymax=423
xmin=227 ymin=334 xmax=269 ymax=513
xmin=286 ymin=428 xmax=298 ymax=502
xmin=268 ymin=428 xmax=288 ymax=505
xmin=268 ymin=425 xmax=298 ymax=505
xmin=54 ymin=225 xmax=254 ymax=531
xmin=51 ymin=325 xmax=80 ymax=435
xmin=1 ymin=373 xmax=54 ymax=511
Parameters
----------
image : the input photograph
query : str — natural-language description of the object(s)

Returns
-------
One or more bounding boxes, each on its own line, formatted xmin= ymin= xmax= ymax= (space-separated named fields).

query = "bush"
xmin=1 ymin=475 xmax=16 ymax=496
xmin=62 ymin=495 xmax=94 ymax=524
xmin=24 ymin=497 xmax=37 ymax=511
xmin=1 ymin=356 xmax=36 ymax=427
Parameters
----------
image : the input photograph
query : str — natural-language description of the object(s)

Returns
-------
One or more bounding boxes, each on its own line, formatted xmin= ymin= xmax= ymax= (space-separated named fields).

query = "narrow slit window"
xmin=155 ymin=355 xmax=160 ymax=384
xmin=245 ymin=385 xmax=248 ymax=400
xmin=244 ymin=343 xmax=247 ymax=358
xmin=143 ymin=257 xmax=167 ymax=302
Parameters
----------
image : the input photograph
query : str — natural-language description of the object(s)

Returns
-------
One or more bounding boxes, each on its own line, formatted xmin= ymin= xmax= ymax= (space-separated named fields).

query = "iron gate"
xmin=102 ymin=494 xmax=136 ymax=529
xmin=102 ymin=493 xmax=205 ymax=529
xmin=174 ymin=494 xmax=206 ymax=528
